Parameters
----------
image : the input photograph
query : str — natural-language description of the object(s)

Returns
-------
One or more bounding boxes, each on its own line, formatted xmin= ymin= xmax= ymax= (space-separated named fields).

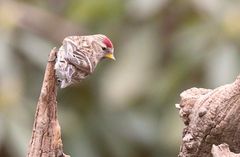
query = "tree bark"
xmin=27 ymin=48 xmax=69 ymax=157
xmin=211 ymin=143 xmax=240 ymax=157
xmin=177 ymin=76 xmax=240 ymax=157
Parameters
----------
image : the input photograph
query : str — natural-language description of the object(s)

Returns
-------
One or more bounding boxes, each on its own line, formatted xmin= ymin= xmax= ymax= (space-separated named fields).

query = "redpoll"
xmin=55 ymin=34 xmax=115 ymax=88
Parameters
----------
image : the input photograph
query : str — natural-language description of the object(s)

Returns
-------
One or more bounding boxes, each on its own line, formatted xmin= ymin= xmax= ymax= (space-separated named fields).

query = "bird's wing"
xmin=63 ymin=37 xmax=93 ymax=74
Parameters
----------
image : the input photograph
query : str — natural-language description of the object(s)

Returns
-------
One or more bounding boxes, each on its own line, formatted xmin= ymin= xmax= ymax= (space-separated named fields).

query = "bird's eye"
xmin=102 ymin=47 xmax=107 ymax=51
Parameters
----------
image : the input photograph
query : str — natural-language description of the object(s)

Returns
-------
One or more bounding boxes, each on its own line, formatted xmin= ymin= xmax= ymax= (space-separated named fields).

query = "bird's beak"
xmin=104 ymin=53 xmax=116 ymax=61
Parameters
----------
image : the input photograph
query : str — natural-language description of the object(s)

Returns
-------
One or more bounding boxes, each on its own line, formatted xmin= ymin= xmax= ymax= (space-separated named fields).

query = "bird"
xmin=55 ymin=34 xmax=115 ymax=88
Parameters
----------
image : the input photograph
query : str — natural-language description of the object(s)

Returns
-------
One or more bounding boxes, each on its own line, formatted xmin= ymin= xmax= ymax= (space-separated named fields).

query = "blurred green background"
xmin=0 ymin=0 xmax=240 ymax=157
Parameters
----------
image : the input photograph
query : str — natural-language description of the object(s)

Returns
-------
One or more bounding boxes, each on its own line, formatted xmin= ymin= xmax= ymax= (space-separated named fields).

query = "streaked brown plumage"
xmin=55 ymin=34 xmax=115 ymax=88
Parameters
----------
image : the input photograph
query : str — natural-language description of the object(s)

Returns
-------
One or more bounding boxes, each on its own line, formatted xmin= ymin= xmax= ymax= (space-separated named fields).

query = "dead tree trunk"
xmin=211 ymin=143 xmax=240 ymax=157
xmin=27 ymin=48 xmax=69 ymax=157
xmin=176 ymin=76 xmax=240 ymax=157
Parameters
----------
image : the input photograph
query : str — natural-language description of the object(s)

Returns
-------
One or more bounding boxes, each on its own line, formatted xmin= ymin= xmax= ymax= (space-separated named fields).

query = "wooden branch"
xmin=0 ymin=1 xmax=87 ymax=43
xmin=177 ymin=76 xmax=240 ymax=157
xmin=27 ymin=48 xmax=69 ymax=157
xmin=212 ymin=143 xmax=240 ymax=157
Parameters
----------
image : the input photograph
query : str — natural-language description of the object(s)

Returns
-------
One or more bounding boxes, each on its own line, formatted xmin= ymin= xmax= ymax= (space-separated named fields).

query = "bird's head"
xmin=92 ymin=34 xmax=115 ymax=61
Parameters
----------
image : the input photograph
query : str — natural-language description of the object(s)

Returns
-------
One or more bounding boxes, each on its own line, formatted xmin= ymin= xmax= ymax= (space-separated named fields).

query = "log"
xmin=27 ymin=48 xmax=69 ymax=157
xmin=211 ymin=143 xmax=240 ymax=157
xmin=177 ymin=76 xmax=240 ymax=157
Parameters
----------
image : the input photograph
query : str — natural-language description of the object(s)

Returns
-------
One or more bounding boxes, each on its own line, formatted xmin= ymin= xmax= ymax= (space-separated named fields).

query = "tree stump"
xmin=212 ymin=143 xmax=240 ymax=157
xmin=27 ymin=48 xmax=69 ymax=157
xmin=177 ymin=76 xmax=240 ymax=157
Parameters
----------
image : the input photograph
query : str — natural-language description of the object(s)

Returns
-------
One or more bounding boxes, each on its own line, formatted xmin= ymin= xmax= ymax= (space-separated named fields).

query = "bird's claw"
xmin=48 ymin=47 xmax=58 ymax=62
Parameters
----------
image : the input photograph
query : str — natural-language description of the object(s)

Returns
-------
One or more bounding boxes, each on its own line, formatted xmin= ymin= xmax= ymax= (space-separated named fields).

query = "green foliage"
xmin=0 ymin=0 xmax=240 ymax=157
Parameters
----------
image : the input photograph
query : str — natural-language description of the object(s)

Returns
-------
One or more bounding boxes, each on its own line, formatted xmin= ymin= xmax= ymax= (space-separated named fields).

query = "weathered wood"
xmin=177 ymin=76 xmax=240 ymax=157
xmin=212 ymin=143 xmax=240 ymax=157
xmin=27 ymin=48 xmax=69 ymax=157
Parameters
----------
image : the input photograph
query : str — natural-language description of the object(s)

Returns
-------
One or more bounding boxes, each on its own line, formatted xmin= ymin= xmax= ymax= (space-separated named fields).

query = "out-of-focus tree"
xmin=0 ymin=0 xmax=240 ymax=157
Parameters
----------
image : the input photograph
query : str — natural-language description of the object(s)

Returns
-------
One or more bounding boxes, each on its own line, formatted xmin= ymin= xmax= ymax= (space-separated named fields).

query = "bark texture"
xmin=211 ymin=143 xmax=240 ymax=157
xmin=27 ymin=48 xmax=69 ymax=157
xmin=177 ymin=76 xmax=240 ymax=157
